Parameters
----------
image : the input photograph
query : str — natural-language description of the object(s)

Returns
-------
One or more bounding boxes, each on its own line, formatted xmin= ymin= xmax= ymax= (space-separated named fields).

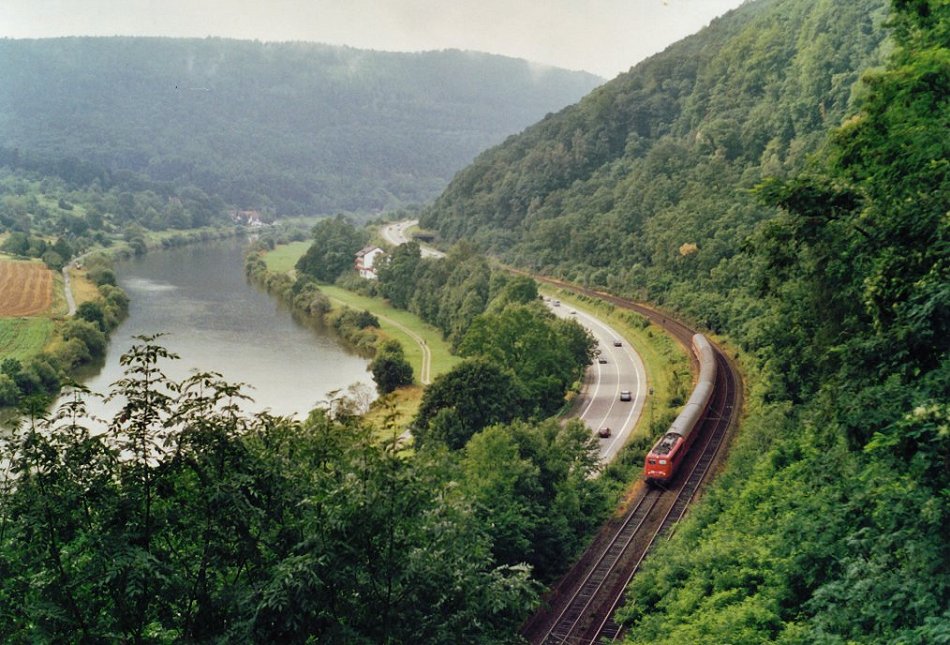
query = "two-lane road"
xmin=378 ymin=219 xmax=445 ymax=258
xmin=548 ymin=301 xmax=647 ymax=463
xmin=379 ymin=219 xmax=650 ymax=463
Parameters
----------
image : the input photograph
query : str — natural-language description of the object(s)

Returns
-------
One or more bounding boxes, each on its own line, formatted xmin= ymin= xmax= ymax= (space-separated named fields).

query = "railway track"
xmin=518 ymin=275 xmax=743 ymax=645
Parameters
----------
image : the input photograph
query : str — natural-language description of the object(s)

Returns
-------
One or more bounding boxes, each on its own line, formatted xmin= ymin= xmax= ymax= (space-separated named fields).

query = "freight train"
xmin=644 ymin=334 xmax=717 ymax=484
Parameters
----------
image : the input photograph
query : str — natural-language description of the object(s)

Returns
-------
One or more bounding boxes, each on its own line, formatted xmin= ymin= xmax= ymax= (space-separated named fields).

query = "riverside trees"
xmin=2 ymin=336 xmax=605 ymax=641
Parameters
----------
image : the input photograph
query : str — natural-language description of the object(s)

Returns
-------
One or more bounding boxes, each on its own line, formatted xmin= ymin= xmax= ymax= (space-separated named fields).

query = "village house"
xmin=228 ymin=209 xmax=266 ymax=228
xmin=355 ymin=245 xmax=385 ymax=279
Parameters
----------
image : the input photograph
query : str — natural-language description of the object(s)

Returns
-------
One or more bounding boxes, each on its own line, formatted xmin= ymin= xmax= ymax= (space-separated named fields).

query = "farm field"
xmin=0 ymin=257 xmax=54 ymax=316
xmin=0 ymin=318 xmax=54 ymax=361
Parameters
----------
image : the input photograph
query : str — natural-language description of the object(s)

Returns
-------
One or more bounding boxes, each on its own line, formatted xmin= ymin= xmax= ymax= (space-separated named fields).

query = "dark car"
xmin=598 ymin=356 xmax=608 ymax=364
xmin=613 ymin=339 xmax=622 ymax=347
xmin=620 ymin=390 xmax=632 ymax=401
xmin=598 ymin=427 xmax=611 ymax=438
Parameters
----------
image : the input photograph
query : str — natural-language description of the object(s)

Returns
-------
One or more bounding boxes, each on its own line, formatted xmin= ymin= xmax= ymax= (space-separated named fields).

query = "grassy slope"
xmin=0 ymin=318 xmax=55 ymax=362
xmin=263 ymin=241 xmax=311 ymax=274
xmin=261 ymin=241 xmax=461 ymax=426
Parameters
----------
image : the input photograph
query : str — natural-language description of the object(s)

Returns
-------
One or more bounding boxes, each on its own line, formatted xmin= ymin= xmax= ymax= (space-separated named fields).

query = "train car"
xmin=644 ymin=334 xmax=717 ymax=484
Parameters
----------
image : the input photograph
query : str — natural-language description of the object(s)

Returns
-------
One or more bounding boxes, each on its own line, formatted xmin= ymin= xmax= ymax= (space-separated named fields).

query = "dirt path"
xmin=324 ymin=289 xmax=433 ymax=385
xmin=375 ymin=311 xmax=432 ymax=384
xmin=62 ymin=265 xmax=76 ymax=316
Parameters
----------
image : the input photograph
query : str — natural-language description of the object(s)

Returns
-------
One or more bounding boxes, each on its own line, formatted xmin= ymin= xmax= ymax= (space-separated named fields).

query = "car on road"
xmin=620 ymin=390 xmax=632 ymax=401
xmin=598 ymin=427 xmax=611 ymax=438
xmin=598 ymin=357 xmax=608 ymax=364
xmin=553 ymin=300 xmax=561 ymax=307
xmin=613 ymin=339 xmax=622 ymax=347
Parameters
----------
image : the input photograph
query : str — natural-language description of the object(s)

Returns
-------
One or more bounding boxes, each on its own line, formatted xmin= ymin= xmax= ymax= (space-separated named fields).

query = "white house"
xmin=355 ymin=245 xmax=385 ymax=279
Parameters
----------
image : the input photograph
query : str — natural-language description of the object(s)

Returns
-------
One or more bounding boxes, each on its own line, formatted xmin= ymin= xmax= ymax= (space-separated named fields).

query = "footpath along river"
xmin=66 ymin=238 xmax=373 ymax=421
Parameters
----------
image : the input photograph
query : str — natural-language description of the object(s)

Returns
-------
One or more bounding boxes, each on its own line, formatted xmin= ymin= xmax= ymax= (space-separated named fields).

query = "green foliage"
xmin=413 ymin=358 xmax=524 ymax=449
xmin=369 ymin=339 xmax=414 ymax=394
xmin=460 ymin=419 xmax=608 ymax=581
xmin=75 ymin=300 xmax=107 ymax=331
xmin=486 ymin=274 xmax=540 ymax=312
xmin=387 ymin=0 xmax=945 ymax=641
xmin=0 ymin=338 xmax=543 ymax=642
xmin=60 ymin=319 xmax=107 ymax=359
xmin=611 ymin=2 xmax=949 ymax=643
xmin=458 ymin=302 xmax=596 ymax=418
xmin=0 ymin=166 xmax=231 ymax=253
xmin=378 ymin=241 xmax=422 ymax=309
xmin=294 ymin=215 xmax=369 ymax=283
xmin=334 ymin=308 xmax=380 ymax=331
xmin=420 ymin=0 xmax=889 ymax=338
xmin=289 ymin=277 xmax=332 ymax=317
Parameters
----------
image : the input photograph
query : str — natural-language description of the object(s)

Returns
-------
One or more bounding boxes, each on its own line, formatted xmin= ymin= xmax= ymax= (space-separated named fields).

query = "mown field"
xmin=0 ymin=318 xmax=54 ymax=362
xmin=0 ymin=257 xmax=53 ymax=316
xmin=262 ymin=240 xmax=310 ymax=274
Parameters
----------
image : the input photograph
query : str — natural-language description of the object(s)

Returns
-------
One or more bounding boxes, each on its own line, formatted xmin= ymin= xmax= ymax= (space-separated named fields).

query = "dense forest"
xmin=0 ymin=38 xmax=601 ymax=214
xmin=0 ymin=332 xmax=609 ymax=641
xmin=424 ymin=0 xmax=949 ymax=641
xmin=421 ymin=0 xmax=889 ymax=305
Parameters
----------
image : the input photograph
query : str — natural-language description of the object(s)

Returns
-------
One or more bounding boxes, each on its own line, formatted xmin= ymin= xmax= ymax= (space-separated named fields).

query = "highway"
xmin=378 ymin=219 xmax=445 ymax=258
xmin=547 ymin=300 xmax=647 ymax=463
xmin=379 ymin=219 xmax=649 ymax=464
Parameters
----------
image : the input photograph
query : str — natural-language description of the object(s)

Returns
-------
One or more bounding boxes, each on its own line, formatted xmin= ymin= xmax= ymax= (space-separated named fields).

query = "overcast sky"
xmin=1 ymin=0 xmax=747 ymax=78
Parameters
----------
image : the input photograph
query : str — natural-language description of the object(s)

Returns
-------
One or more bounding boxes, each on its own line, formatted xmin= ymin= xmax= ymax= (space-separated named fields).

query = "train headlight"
xmin=659 ymin=459 xmax=667 ymax=465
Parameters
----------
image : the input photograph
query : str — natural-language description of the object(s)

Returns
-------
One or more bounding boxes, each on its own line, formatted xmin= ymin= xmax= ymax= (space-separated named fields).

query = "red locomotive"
xmin=644 ymin=333 xmax=717 ymax=484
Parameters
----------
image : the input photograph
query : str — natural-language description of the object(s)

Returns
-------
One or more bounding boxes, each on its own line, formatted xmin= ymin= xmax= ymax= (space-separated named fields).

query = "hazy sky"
xmin=1 ymin=0 xmax=747 ymax=78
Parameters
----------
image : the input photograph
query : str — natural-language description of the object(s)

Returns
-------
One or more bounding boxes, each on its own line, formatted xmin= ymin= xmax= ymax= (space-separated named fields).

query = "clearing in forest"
xmin=0 ymin=257 xmax=54 ymax=316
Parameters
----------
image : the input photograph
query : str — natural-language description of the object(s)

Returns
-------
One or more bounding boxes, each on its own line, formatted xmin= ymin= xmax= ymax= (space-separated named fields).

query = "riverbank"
xmin=1 ymin=225 xmax=245 ymax=418
xmin=249 ymin=241 xmax=458 ymax=426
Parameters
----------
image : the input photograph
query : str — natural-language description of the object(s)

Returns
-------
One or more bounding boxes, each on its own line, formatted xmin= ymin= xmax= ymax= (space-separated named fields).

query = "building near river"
xmin=355 ymin=245 xmax=385 ymax=279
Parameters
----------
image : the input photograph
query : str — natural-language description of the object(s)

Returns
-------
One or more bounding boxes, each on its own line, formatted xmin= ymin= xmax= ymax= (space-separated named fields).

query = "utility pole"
xmin=649 ymin=386 xmax=654 ymax=432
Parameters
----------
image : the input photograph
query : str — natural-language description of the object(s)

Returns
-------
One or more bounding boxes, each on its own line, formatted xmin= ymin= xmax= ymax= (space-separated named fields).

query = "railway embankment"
xmin=519 ymin=276 xmax=744 ymax=644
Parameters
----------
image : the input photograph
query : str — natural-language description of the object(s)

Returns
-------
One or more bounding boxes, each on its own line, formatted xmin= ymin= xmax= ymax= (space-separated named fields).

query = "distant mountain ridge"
xmin=0 ymin=37 xmax=602 ymax=214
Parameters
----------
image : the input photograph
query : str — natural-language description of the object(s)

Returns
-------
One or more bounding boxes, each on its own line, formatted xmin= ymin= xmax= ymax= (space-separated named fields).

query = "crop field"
xmin=0 ymin=318 xmax=54 ymax=361
xmin=0 ymin=258 xmax=53 ymax=316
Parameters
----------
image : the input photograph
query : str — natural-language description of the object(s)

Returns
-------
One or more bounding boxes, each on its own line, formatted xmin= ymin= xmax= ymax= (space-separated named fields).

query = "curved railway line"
xmin=519 ymin=275 xmax=744 ymax=644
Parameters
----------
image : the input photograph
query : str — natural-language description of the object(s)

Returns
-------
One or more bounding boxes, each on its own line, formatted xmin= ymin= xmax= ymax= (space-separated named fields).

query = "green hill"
xmin=0 ymin=37 xmax=601 ymax=214
xmin=422 ymin=0 xmax=888 ymax=302
xmin=425 ymin=0 xmax=950 ymax=641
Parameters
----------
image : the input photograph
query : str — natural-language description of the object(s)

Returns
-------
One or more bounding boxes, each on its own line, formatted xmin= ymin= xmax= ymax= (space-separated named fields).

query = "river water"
xmin=68 ymin=238 xmax=373 ymax=421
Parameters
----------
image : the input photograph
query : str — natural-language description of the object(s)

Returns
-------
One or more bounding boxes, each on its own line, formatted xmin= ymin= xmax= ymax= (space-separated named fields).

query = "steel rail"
xmin=538 ymin=490 xmax=661 ymax=643
xmin=515 ymin=272 xmax=744 ymax=645
xmin=595 ymin=350 xmax=736 ymax=642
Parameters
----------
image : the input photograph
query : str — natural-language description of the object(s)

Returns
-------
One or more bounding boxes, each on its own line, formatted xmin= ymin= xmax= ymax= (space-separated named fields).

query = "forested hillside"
xmin=422 ymin=0 xmax=888 ymax=318
xmin=425 ymin=0 xmax=949 ymax=641
xmin=0 ymin=38 xmax=601 ymax=214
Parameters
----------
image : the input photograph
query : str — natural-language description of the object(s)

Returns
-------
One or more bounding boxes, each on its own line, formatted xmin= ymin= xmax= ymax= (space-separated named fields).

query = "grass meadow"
xmin=0 ymin=318 xmax=55 ymax=362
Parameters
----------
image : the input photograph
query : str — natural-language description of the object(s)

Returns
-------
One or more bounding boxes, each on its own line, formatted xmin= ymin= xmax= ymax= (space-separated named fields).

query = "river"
xmin=67 ymin=238 xmax=373 ymax=421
